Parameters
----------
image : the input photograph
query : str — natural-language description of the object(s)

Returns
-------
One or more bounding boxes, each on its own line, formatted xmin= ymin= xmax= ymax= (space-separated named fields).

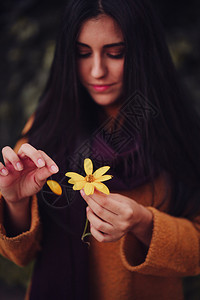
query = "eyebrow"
xmin=76 ymin=41 xmax=125 ymax=48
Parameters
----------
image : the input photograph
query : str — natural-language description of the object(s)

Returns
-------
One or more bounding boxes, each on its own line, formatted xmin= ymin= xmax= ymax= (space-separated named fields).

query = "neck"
xmin=103 ymin=104 xmax=120 ymax=119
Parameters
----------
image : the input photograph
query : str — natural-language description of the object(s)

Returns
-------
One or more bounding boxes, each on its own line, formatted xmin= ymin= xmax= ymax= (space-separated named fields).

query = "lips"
xmin=91 ymin=84 xmax=113 ymax=92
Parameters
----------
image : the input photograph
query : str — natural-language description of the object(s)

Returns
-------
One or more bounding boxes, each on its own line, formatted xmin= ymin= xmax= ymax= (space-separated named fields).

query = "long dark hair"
xmin=26 ymin=0 xmax=200 ymax=218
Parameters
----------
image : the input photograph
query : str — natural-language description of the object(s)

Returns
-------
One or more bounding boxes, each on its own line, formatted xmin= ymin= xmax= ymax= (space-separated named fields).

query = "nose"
xmin=91 ymin=55 xmax=107 ymax=79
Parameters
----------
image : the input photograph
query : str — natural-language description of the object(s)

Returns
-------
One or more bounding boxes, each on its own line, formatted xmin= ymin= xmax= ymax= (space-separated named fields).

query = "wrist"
xmin=5 ymin=197 xmax=30 ymax=215
xmin=3 ymin=197 xmax=31 ymax=236
xmin=130 ymin=205 xmax=153 ymax=247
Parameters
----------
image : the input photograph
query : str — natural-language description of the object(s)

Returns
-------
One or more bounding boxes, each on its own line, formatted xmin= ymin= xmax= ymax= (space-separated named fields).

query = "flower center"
xmin=86 ymin=175 xmax=94 ymax=182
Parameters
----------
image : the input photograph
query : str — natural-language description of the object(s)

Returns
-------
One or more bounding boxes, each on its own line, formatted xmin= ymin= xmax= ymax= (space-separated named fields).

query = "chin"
xmin=91 ymin=94 xmax=121 ymax=107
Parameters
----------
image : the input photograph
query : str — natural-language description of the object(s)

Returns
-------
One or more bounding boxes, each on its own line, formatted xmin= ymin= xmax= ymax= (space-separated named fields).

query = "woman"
xmin=0 ymin=0 xmax=200 ymax=299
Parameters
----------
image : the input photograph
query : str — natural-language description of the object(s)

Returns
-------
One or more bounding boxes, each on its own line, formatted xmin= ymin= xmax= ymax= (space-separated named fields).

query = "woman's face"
xmin=76 ymin=15 xmax=125 ymax=109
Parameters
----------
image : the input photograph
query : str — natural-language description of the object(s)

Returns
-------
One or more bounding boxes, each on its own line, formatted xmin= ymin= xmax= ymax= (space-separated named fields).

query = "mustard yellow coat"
xmin=0 ymin=134 xmax=200 ymax=299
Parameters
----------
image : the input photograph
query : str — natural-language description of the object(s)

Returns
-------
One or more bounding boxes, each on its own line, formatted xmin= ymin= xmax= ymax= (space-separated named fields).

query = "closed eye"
xmin=107 ymin=52 xmax=124 ymax=59
xmin=76 ymin=52 xmax=124 ymax=59
xmin=76 ymin=52 xmax=91 ymax=58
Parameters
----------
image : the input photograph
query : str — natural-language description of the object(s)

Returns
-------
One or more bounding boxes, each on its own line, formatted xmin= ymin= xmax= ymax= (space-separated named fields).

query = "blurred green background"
xmin=0 ymin=0 xmax=200 ymax=299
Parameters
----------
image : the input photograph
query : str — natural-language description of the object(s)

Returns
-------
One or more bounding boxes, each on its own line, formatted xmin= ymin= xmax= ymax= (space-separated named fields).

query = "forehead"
xmin=77 ymin=15 xmax=124 ymax=44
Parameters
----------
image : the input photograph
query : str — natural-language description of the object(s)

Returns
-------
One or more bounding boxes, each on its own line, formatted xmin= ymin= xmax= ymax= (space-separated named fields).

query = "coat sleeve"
xmin=0 ymin=194 xmax=42 ymax=267
xmin=0 ymin=114 xmax=42 ymax=267
xmin=120 ymin=207 xmax=200 ymax=277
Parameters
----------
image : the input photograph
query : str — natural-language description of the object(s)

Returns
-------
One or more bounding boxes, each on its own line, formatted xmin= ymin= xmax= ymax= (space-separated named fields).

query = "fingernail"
xmin=50 ymin=165 xmax=59 ymax=173
xmin=16 ymin=162 xmax=23 ymax=171
xmin=1 ymin=168 xmax=8 ymax=176
xmin=80 ymin=189 xmax=85 ymax=197
xmin=37 ymin=158 xmax=45 ymax=167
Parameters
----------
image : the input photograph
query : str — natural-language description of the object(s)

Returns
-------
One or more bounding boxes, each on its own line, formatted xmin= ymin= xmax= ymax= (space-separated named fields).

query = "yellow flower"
xmin=65 ymin=158 xmax=112 ymax=195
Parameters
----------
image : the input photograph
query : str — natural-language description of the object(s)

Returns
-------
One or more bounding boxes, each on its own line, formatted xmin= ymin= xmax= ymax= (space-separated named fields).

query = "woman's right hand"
xmin=0 ymin=143 xmax=59 ymax=204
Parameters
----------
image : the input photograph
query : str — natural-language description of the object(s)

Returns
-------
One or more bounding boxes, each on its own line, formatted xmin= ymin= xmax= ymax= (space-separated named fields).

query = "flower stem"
xmin=81 ymin=217 xmax=91 ymax=245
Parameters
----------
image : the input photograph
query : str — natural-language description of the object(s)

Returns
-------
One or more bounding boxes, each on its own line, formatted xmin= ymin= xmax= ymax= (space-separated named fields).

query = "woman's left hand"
xmin=80 ymin=189 xmax=153 ymax=246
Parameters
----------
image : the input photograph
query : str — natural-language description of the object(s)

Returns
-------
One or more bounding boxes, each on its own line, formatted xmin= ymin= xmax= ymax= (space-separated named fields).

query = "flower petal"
xmin=84 ymin=158 xmax=93 ymax=175
xmin=47 ymin=180 xmax=62 ymax=195
xmin=65 ymin=172 xmax=85 ymax=181
xmin=93 ymin=182 xmax=110 ymax=195
xmin=93 ymin=166 xmax=110 ymax=179
xmin=68 ymin=178 xmax=75 ymax=184
xmin=84 ymin=182 xmax=94 ymax=195
xmin=95 ymin=175 xmax=113 ymax=182
xmin=73 ymin=181 xmax=86 ymax=190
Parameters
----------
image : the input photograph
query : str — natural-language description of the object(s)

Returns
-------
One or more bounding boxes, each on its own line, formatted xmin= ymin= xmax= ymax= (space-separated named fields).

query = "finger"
xmin=91 ymin=189 xmax=134 ymax=216
xmin=85 ymin=195 xmax=116 ymax=224
xmin=87 ymin=207 xmax=113 ymax=234
xmin=18 ymin=143 xmax=46 ymax=168
xmin=2 ymin=146 xmax=24 ymax=171
xmin=38 ymin=150 xmax=59 ymax=174
xmin=90 ymin=224 xmax=111 ymax=243
xmin=81 ymin=189 xmax=120 ymax=215
xmin=34 ymin=168 xmax=55 ymax=185
xmin=33 ymin=151 xmax=59 ymax=184
xmin=0 ymin=162 xmax=9 ymax=176
xmin=20 ymin=156 xmax=36 ymax=168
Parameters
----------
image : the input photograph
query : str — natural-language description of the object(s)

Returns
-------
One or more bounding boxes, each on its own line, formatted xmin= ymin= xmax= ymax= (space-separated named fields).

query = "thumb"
xmin=34 ymin=166 xmax=57 ymax=186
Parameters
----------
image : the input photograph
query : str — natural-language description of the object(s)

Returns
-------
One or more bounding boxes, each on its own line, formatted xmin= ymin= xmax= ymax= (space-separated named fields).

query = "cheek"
xmin=110 ymin=60 xmax=124 ymax=81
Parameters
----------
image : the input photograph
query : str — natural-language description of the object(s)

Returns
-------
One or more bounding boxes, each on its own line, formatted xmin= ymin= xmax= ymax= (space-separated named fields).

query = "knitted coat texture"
xmin=0 ymin=134 xmax=200 ymax=299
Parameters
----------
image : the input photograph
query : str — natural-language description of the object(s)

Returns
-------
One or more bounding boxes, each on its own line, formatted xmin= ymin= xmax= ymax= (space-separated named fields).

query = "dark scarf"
xmin=29 ymin=121 xmax=161 ymax=300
